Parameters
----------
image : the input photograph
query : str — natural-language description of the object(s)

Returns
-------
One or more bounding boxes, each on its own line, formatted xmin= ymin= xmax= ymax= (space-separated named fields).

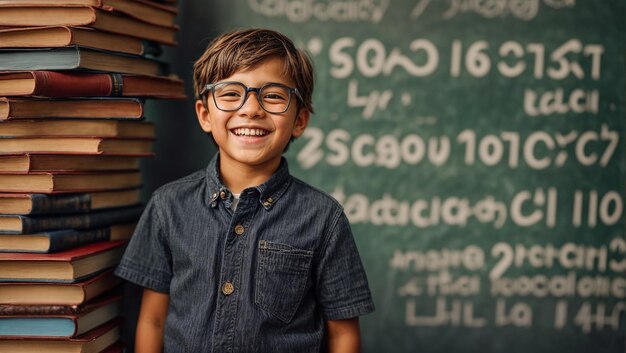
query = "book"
xmin=0 ymin=5 xmax=177 ymax=44
xmin=0 ymin=318 xmax=120 ymax=352
xmin=0 ymin=47 xmax=169 ymax=76
xmin=0 ymin=189 xmax=140 ymax=215
xmin=0 ymin=171 xmax=142 ymax=193
xmin=0 ymin=137 xmax=154 ymax=155
xmin=0 ymin=154 xmax=140 ymax=173
xmin=100 ymin=341 xmax=125 ymax=353
xmin=0 ymin=294 xmax=120 ymax=337
xmin=0 ymin=269 xmax=122 ymax=305
xmin=0 ymin=120 xmax=155 ymax=138
xmin=0 ymin=71 xmax=185 ymax=99
xmin=0 ymin=97 xmax=144 ymax=120
xmin=0 ymin=223 xmax=135 ymax=252
xmin=0 ymin=240 xmax=127 ymax=282
xmin=0 ymin=204 xmax=143 ymax=234
xmin=0 ymin=26 xmax=162 ymax=56
xmin=0 ymin=0 xmax=178 ymax=27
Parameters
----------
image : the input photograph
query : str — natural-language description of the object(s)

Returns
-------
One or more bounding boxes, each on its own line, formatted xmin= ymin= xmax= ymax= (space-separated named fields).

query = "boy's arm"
xmin=135 ymin=288 xmax=170 ymax=353
xmin=326 ymin=317 xmax=362 ymax=353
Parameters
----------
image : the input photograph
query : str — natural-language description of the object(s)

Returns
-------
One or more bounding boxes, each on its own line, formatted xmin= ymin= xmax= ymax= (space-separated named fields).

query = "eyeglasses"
xmin=200 ymin=81 xmax=303 ymax=114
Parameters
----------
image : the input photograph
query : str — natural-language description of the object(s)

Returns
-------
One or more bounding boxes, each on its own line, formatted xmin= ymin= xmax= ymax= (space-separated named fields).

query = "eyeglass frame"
xmin=199 ymin=81 xmax=304 ymax=114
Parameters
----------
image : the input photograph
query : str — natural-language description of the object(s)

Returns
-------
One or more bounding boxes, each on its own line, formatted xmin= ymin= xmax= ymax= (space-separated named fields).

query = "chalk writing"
xmin=247 ymin=0 xmax=390 ymax=23
xmin=297 ymin=125 xmax=620 ymax=170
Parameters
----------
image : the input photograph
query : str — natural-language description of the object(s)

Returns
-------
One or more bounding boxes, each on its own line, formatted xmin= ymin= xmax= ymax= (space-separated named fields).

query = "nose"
xmin=239 ymin=89 xmax=264 ymax=118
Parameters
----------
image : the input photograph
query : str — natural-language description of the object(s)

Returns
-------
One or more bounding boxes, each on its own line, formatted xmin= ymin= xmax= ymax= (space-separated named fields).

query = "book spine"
xmin=0 ymin=304 xmax=81 ymax=316
xmin=46 ymin=228 xmax=111 ymax=253
xmin=32 ymin=71 xmax=113 ymax=98
xmin=0 ymin=293 xmax=121 ymax=315
xmin=17 ymin=206 xmax=143 ymax=234
xmin=141 ymin=40 xmax=163 ymax=57
xmin=30 ymin=194 xmax=92 ymax=215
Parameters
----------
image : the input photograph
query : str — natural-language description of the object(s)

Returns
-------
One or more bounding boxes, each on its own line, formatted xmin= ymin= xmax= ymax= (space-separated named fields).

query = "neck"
xmin=219 ymin=158 xmax=280 ymax=194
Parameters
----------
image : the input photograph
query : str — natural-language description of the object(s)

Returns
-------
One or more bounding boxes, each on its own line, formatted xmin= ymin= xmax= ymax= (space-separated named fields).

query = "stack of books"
xmin=0 ymin=0 xmax=183 ymax=351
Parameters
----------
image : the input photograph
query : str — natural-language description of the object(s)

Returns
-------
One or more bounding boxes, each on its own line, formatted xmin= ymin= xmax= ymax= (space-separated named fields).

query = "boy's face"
xmin=195 ymin=57 xmax=310 ymax=174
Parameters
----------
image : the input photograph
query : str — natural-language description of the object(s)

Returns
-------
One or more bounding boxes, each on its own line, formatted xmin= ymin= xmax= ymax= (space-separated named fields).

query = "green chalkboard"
xmin=169 ymin=1 xmax=626 ymax=352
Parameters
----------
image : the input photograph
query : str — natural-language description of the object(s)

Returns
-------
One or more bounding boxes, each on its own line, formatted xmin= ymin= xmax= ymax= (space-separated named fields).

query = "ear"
xmin=195 ymin=99 xmax=212 ymax=133
xmin=291 ymin=109 xmax=310 ymax=138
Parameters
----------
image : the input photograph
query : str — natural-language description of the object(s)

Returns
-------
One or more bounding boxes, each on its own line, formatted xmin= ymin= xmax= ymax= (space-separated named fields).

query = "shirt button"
xmin=220 ymin=191 xmax=227 ymax=199
xmin=222 ymin=282 xmax=234 ymax=295
xmin=234 ymin=224 xmax=245 ymax=235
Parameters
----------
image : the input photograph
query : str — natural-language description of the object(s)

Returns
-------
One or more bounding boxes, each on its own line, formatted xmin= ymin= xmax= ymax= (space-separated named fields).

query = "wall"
xmin=132 ymin=1 xmax=626 ymax=352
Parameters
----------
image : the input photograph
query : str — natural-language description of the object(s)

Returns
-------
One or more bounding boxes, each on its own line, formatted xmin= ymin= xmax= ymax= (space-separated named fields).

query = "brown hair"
xmin=193 ymin=28 xmax=315 ymax=114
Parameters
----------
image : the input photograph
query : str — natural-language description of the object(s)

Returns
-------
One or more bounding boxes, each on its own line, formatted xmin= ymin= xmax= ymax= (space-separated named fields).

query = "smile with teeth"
xmin=232 ymin=128 xmax=270 ymax=136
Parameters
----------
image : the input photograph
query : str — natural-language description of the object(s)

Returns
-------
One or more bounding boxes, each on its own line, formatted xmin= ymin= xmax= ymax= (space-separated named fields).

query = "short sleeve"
xmin=314 ymin=210 xmax=375 ymax=321
xmin=114 ymin=193 xmax=172 ymax=293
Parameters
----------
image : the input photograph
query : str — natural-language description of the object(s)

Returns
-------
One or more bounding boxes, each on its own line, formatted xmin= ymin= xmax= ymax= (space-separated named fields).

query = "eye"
xmin=215 ymin=86 xmax=244 ymax=100
xmin=264 ymin=93 xmax=287 ymax=101
xmin=262 ymin=86 xmax=289 ymax=101
xmin=220 ymin=91 xmax=241 ymax=97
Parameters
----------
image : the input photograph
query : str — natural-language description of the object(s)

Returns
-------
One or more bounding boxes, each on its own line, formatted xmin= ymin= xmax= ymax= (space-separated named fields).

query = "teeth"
xmin=233 ymin=128 xmax=269 ymax=136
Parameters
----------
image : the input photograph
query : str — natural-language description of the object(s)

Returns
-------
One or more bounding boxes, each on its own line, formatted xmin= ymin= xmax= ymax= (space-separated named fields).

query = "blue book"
xmin=0 ymin=204 xmax=143 ymax=234
xmin=0 ymin=189 xmax=140 ymax=215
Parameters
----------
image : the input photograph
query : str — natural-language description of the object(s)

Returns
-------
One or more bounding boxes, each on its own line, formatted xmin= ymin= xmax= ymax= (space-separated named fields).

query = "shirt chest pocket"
xmin=255 ymin=240 xmax=313 ymax=323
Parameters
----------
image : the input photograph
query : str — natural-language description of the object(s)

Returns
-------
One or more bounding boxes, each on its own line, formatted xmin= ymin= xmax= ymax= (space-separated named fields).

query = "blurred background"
xmin=138 ymin=1 xmax=625 ymax=352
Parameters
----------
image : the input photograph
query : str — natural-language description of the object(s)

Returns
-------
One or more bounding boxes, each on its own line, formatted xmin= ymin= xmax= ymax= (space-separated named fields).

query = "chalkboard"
xmin=161 ymin=1 xmax=626 ymax=352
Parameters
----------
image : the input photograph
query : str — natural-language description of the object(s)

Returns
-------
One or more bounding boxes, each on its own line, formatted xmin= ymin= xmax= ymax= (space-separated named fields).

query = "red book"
xmin=0 ymin=240 xmax=127 ymax=282
xmin=0 ymin=97 xmax=144 ymax=120
xmin=0 ymin=270 xmax=123 ymax=305
xmin=0 ymin=71 xmax=185 ymax=99
xmin=0 ymin=319 xmax=120 ymax=353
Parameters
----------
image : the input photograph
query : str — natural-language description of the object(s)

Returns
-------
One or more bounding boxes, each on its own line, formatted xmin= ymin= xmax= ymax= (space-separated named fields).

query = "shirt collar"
xmin=205 ymin=152 xmax=291 ymax=211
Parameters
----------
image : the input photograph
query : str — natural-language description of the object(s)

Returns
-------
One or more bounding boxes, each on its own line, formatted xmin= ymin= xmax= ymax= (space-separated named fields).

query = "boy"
xmin=115 ymin=28 xmax=375 ymax=353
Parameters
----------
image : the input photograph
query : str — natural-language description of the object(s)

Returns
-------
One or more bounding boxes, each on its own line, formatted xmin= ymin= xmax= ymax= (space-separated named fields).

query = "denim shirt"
xmin=115 ymin=154 xmax=375 ymax=353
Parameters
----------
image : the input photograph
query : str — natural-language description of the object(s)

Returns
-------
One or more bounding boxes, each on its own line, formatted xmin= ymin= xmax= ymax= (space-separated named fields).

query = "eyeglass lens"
xmin=212 ymin=82 xmax=292 ymax=113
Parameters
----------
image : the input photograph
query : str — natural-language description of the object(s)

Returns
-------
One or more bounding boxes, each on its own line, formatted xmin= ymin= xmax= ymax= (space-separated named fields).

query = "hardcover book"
xmin=0 ymin=154 xmax=140 ymax=173
xmin=0 ymin=269 xmax=122 ymax=305
xmin=0 ymin=294 xmax=121 ymax=337
xmin=0 ymin=318 xmax=120 ymax=352
xmin=0 ymin=5 xmax=178 ymax=44
xmin=0 ymin=240 xmax=127 ymax=282
xmin=0 ymin=47 xmax=169 ymax=76
xmin=100 ymin=341 xmax=125 ymax=353
xmin=0 ymin=71 xmax=185 ymax=99
xmin=0 ymin=204 xmax=143 ymax=234
xmin=0 ymin=26 xmax=162 ymax=56
xmin=0 ymin=0 xmax=178 ymax=27
xmin=0 ymin=137 xmax=154 ymax=155
xmin=0 ymin=189 xmax=141 ymax=215
xmin=0 ymin=171 xmax=142 ymax=193
xmin=0 ymin=97 xmax=144 ymax=120
xmin=0 ymin=223 xmax=135 ymax=252
xmin=0 ymin=119 xmax=155 ymax=138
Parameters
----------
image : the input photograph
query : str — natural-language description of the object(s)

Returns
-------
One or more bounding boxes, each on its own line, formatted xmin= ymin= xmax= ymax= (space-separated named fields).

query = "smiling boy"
xmin=115 ymin=28 xmax=374 ymax=353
